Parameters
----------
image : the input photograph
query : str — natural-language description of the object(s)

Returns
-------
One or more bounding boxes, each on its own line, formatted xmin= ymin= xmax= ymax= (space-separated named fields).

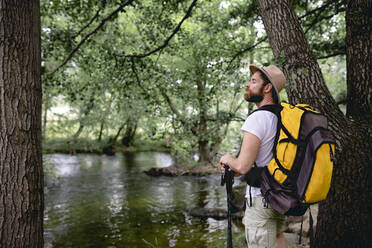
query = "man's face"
xmin=244 ymin=71 xmax=265 ymax=102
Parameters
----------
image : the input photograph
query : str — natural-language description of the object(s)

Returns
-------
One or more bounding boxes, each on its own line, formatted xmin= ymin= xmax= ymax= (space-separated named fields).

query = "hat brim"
xmin=249 ymin=65 xmax=260 ymax=75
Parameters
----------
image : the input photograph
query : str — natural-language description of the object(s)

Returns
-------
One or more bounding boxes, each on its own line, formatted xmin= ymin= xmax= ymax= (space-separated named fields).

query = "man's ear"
xmin=264 ymin=83 xmax=273 ymax=93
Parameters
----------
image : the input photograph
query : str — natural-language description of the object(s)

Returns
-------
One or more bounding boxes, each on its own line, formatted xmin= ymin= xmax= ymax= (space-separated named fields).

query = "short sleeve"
xmin=241 ymin=111 xmax=271 ymax=141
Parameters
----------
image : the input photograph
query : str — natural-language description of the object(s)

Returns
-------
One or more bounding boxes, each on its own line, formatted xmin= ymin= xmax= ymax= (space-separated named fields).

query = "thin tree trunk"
xmin=73 ymin=124 xmax=85 ymax=139
xmin=98 ymin=121 xmax=104 ymax=141
xmin=130 ymin=123 xmax=137 ymax=138
xmin=113 ymin=124 xmax=125 ymax=143
xmin=257 ymin=0 xmax=371 ymax=247
xmin=0 ymin=1 xmax=44 ymax=247
xmin=72 ymin=97 xmax=95 ymax=139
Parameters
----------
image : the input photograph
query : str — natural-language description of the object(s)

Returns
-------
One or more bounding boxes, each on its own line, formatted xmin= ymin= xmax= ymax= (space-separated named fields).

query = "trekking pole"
xmin=221 ymin=163 xmax=235 ymax=248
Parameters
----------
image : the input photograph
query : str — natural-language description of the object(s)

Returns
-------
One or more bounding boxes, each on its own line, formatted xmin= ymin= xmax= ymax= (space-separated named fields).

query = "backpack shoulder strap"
xmin=255 ymin=103 xmax=291 ymax=176
xmin=252 ymin=104 xmax=282 ymax=117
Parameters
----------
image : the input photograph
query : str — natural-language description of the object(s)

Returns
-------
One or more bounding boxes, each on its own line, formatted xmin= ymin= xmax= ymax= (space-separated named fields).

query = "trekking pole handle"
xmin=220 ymin=163 xmax=231 ymax=186
xmin=221 ymin=163 xmax=235 ymax=187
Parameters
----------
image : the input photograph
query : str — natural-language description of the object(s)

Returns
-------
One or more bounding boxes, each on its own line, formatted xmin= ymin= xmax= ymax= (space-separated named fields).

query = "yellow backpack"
xmin=259 ymin=102 xmax=335 ymax=216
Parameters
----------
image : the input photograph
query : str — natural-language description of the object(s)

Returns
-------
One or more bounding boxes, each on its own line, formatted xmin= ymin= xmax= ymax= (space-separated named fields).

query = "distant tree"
xmin=0 ymin=1 xmax=44 ymax=247
xmin=257 ymin=0 xmax=371 ymax=247
xmin=131 ymin=0 xmax=254 ymax=163
xmin=40 ymin=0 xmax=199 ymax=142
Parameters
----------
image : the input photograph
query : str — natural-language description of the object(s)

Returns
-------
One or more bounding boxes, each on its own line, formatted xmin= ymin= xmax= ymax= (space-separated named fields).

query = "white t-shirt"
xmin=240 ymin=110 xmax=278 ymax=198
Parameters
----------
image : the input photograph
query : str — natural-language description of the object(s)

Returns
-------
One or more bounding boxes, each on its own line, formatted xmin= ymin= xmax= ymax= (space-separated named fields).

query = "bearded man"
xmin=219 ymin=65 xmax=288 ymax=248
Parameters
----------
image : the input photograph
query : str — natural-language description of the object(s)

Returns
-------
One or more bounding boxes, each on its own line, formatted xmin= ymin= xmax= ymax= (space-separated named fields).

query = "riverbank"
xmin=42 ymin=137 xmax=170 ymax=155
xmin=144 ymin=163 xmax=219 ymax=176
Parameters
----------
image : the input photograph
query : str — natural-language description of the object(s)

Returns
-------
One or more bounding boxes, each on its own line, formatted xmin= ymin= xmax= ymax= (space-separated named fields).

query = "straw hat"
xmin=249 ymin=64 xmax=286 ymax=102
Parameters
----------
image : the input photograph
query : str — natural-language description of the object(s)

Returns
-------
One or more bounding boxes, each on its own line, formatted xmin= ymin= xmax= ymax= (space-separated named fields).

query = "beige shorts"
xmin=242 ymin=197 xmax=286 ymax=248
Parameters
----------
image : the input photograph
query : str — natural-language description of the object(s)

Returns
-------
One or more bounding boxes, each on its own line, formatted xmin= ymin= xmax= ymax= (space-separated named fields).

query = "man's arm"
xmin=219 ymin=131 xmax=261 ymax=175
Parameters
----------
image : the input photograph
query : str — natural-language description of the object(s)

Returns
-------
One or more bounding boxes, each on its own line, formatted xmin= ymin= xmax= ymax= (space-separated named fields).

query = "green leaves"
xmin=42 ymin=0 xmax=347 ymax=163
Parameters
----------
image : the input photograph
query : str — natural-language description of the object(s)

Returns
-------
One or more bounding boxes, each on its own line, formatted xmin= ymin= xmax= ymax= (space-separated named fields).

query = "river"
xmin=44 ymin=152 xmax=246 ymax=248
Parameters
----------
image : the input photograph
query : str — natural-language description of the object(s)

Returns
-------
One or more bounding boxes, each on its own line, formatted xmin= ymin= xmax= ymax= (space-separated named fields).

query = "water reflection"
xmin=44 ymin=152 xmax=245 ymax=248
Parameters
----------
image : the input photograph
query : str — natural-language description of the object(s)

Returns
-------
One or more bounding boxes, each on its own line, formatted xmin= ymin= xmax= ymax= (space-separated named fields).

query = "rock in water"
xmin=188 ymin=208 xmax=244 ymax=220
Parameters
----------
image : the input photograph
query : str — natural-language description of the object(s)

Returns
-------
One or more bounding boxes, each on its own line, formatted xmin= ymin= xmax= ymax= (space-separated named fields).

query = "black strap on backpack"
xmin=242 ymin=104 xmax=282 ymax=188
xmin=298 ymin=206 xmax=314 ymax=246
xmin=254 ymin=104 xmax=282 ymax=117
xmin=221 ymin=164 xmax=235 ymax=248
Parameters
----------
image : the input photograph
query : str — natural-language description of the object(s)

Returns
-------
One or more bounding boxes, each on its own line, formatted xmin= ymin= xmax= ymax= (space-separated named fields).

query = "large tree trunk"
xmin=318 ymin=1 xmax=372 ymax=246
xmin=0 ymin=1 xmax=44 ymax=247
xmin=121 ymin=119 xmax=137 ymax=147
xmin=346 ymin=0 xmax=372 ymax=121
xmin=345 ymin=0 xmax=372 ymax=151
xmin=257 ymin=0 xmax=371 ymax=247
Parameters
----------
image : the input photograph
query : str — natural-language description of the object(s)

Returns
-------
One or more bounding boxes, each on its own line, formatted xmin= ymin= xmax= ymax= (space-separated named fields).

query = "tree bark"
xmin=42 ymin=101 xmax=48 ymax=140
xmin=0 ymin=1 xmax=44 ymax=247
xmin=345 ymin=0 xmax=372 ymax=121
xmin=42 ymin=93 xmax=50 ymax=140
xmin=257 ymin=0 xmax=371 ymax=247
xmin=345 ymin=0 xmax=372 ymax=156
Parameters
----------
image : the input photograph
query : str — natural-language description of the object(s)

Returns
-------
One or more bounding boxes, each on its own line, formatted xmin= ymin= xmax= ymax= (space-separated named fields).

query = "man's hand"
xmin=219 ymin=154 xmax=241 ymax=176
xmin=220 ymin=153 xmax=234 ymax=165
xmin=219 ymin=154 xmax=233 ymax=174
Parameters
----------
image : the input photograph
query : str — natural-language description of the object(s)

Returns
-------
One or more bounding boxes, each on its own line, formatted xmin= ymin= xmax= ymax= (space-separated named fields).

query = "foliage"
xmin=41 ymin=0 xmax=348 ymax=164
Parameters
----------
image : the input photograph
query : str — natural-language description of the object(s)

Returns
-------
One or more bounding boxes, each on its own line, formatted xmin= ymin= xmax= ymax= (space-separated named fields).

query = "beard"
xmin=245 ymin=95 xmax=263 ymax=102
xmin=244 ymin=86 xmax=264 ymax=103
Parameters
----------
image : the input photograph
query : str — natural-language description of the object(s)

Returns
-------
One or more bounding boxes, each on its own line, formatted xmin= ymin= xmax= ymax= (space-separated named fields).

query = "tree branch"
xmin=204 ymin=116 xmax=246 ymax=122
xmin=227 ymin=36 xmax=268 ymax=68
xmin=304 ymin=7 xmax=346 ymax=34
xmin=337 ymin=99 xmax=348 ymax=105
xmin=71 ymin=0 xmax=107 ymax=39
xmin=317 ymin=51 xmax=345 ymax=60
xmin=233 ymin=99 xmax=246 ymax=114
xmin=131 ymin=58 xmax=198 ymax=135
xmin=227 ymin=1 xmax=345 ymax=65
xmin=131 ymin=58 xmax=155 ymax=100
xmin=298 ymin=0 xmax=341 ymax=20
xmin=43 ymin=0 xmax=135 ymax=81
xmin=124 ymin=0 xmax=198 ymax=59
xmin=131 ymin=58 xmax=146 ymax=92
xmin=160 ymin=90 xmax=188 ymax=125
xmin=130 ymin=58 xmax=167 ymax=110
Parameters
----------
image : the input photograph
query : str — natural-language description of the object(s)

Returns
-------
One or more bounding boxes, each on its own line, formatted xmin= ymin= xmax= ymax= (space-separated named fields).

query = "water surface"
xmin=44 ymin=152 xmax=245 ymax=248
